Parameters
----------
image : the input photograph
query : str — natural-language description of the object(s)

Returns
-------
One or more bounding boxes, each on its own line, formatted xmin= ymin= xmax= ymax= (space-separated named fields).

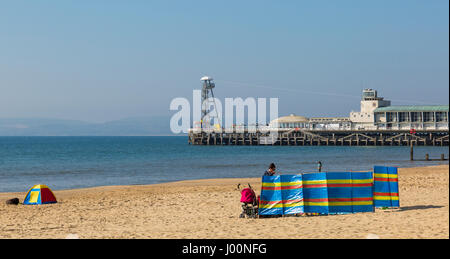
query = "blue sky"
xmin=0 ymin=0 xmax=448 ymax=122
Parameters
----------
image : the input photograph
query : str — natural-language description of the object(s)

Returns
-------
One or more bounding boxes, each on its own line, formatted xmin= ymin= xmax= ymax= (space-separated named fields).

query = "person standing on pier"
xmin=263 ymin=163 xmax=277 ymax=176
xmin=317 ymin=161 xmax=322 ymax=172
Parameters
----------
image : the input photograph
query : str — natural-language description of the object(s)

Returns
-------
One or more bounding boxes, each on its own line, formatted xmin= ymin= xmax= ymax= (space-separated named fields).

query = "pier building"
xmin=188 ymin=79 xmax=448 ymax=146
xmin=267 ymin=89 xmax=449 ymax=131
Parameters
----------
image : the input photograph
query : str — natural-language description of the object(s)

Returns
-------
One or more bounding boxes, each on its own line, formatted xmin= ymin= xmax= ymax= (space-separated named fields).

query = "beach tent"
xmin=23 ymin=184 xmax=57 ymax=205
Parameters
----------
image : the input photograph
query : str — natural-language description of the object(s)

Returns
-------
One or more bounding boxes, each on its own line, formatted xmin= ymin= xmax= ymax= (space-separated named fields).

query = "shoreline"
xmin=0 ymin=177 xmax=262 ymax=196
xmin=0 ymin=162 xmax=448 ymax=195
xmin=1 ymin=164 xmax=448 ymax=239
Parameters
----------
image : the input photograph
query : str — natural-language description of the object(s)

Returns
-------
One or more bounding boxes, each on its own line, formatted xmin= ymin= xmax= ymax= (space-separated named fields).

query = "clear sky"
xmin=1 ymin=0 xmax=448 ymax=122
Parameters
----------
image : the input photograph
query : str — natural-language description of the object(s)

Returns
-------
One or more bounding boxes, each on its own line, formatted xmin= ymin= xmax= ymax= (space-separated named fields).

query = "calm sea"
xmin=0 ymin=136 xmax=448 ymax=192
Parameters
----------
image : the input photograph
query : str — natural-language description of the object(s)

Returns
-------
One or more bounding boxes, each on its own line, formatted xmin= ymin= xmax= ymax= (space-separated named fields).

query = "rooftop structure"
xmin=374 ymin=105 xmax=449 ymax=113
xmin=271 ymin=114 xmax=309 ymax=129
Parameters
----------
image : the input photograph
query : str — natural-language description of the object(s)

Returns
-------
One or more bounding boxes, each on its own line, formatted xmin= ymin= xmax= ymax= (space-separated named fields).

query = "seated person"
xmin=263 ymin=163 xmax=276 ymax=176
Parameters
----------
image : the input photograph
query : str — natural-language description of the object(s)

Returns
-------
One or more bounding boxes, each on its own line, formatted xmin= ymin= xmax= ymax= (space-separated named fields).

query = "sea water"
xmin=0 ymin=136 xmax=448 ymax=192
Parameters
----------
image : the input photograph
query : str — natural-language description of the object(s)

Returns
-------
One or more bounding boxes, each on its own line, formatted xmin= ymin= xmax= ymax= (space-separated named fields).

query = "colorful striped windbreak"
xmin=373 ymin=166 xmax=400 ymax=208
xmin=259 ymin=171 xmax=375 ymax=215
xmin=302 ymin=172 xmax=329 ymax=214
xmin=258 ymin=166 xmax=399 ymax=216
xmin=303 ymin=171 xmax=374 ymax=214
xmin=259 ymin=175 xmax=304 ymax=215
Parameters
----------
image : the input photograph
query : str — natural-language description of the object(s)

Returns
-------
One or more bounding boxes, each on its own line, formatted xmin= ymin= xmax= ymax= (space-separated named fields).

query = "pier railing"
xmin=188 ymin=128 xmax=449 ymax=146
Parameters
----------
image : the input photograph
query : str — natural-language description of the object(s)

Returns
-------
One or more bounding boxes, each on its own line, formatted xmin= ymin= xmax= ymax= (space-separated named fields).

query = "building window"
xmin=386 ymin=112 xmax=397 ymax=122
xmin=411 ymin=112 xmax=420 ymax=122
xmin=398 ymin=112 xmax=409 ymax=122
xmin=423 ymin=112 xmax=433 ymax=122
xmin=436 ymin=112 xmax=447 ymax=122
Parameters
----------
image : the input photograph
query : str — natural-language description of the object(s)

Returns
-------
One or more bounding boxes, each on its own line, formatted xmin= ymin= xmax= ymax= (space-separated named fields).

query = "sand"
xmin=0 ymin=165 xmax=448 ymax=239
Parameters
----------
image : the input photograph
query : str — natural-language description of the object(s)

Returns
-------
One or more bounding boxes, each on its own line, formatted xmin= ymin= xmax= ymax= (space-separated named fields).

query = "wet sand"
xmin=0 ymin=165 xmax=448 ymax=239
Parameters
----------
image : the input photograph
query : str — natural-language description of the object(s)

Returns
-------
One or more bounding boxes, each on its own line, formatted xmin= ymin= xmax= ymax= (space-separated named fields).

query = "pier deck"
xmin=188 ymin=129 xmax=449 ymax=146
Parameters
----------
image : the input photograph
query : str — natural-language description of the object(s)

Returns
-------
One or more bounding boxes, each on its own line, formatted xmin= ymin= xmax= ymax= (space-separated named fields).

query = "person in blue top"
xmin=263 ymin=163 xmax=276 ymax=176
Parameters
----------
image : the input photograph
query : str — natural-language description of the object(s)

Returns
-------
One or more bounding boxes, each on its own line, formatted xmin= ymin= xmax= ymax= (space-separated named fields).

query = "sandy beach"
xmin=0 ymin=165 xmax=448 ymax=239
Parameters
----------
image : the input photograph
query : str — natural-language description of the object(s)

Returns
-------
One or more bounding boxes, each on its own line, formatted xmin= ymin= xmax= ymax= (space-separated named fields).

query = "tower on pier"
xmin=200 ymin=76 xmax=221 ymax=130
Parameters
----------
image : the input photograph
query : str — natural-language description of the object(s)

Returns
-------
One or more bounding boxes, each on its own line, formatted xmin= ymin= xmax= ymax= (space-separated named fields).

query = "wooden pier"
xmin=188 ymin=129 xmax=449 ymax=146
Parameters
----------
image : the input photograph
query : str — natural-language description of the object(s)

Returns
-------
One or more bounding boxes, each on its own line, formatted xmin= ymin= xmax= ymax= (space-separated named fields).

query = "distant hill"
xmin=0 ymin=117 xmax=178 ymax=136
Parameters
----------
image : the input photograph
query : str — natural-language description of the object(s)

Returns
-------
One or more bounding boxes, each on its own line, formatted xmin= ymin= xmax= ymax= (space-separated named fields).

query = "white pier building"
xmin=270 ymin=89 xmax=449 ymax=131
